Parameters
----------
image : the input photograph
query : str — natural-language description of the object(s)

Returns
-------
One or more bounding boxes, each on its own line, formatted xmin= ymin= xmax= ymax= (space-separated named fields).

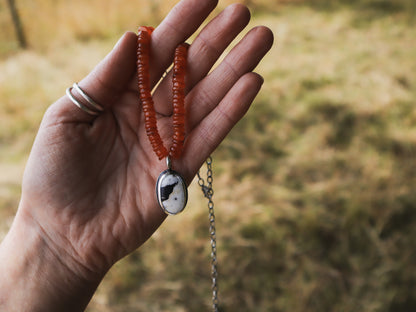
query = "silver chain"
xmin=197 ymin=156 xmax=219 ymax=312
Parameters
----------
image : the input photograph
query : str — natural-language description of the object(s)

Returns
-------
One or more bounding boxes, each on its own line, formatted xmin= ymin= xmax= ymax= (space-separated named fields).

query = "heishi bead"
xmin=137 ymin=27 xmax=188 ymax=160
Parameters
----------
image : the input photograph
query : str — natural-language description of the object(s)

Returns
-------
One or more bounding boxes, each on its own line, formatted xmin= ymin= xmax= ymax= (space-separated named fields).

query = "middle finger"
xmin=152 ymin=3 xmax=251 ymax=115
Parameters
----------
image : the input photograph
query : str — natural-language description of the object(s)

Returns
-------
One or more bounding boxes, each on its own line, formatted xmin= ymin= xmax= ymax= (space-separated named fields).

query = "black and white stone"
xmin=156 ymin=169 xmax=188 ymax=215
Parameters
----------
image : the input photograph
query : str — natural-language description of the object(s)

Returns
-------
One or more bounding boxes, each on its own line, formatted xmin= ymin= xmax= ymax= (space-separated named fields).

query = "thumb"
xmin=49 ymin=31 xmax=138 ymax=124
xmin=79 ymin=31 xmax=138 ymax=108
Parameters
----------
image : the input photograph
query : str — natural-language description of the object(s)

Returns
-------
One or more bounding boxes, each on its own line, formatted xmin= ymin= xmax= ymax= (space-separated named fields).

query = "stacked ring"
xmin=66 ymin=83 xmax=104 ymax=116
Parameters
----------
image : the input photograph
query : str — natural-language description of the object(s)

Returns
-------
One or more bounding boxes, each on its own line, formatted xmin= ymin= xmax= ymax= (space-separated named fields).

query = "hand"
xmin=0 ymin=0 xmax=273 ymax=310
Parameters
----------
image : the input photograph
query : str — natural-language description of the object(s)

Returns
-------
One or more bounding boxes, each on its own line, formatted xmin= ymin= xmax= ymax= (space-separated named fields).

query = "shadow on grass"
xmin=284 ymin=0 xmax=416 ymax=23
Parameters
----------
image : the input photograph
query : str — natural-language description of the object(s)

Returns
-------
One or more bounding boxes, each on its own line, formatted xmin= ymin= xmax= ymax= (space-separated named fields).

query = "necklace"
xmin=137 ymin=26 xmax=189 ymax=215
xmin=197 ymin=156 xmax=219 ymax=312
xmin=137 ymin=27 xmax=220 ymax=310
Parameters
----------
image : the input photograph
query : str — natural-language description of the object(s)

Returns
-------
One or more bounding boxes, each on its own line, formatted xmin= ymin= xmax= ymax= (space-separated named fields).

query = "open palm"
xmin=18 ymin=0 xmax=273 ymax=282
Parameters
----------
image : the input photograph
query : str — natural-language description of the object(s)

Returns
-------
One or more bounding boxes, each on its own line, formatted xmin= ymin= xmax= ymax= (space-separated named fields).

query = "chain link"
xmin=197 ymin=156 xmax=219 ymax=312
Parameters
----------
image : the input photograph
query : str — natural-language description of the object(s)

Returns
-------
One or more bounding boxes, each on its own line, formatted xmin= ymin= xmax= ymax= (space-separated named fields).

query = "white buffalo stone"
xmin=156 ymin=169 xmax=188 ymax=215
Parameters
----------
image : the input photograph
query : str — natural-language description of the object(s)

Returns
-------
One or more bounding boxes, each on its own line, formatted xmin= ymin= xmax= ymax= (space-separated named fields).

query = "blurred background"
xmin=1 ymin=0 xmax=416 ymax=311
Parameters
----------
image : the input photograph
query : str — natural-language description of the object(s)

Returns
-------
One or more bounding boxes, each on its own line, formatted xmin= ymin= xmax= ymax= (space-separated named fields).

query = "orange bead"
xmin=137 ymin=27 xmax=188 ymax=160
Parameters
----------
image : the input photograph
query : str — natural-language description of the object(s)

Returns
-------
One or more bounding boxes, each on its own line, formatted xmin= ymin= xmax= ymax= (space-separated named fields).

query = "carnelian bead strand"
xmin=137 ymin=26 xmax=188 ymax=160
xmin=137 ymin=26 xmax=168 ymax=160
xmin=170 ymin=43 xmax=188 ymax=158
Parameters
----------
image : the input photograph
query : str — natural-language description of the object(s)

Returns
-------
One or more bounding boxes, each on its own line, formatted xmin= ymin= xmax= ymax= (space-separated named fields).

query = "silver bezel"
xmin=156 ymin=169 xmax=188 ymax=215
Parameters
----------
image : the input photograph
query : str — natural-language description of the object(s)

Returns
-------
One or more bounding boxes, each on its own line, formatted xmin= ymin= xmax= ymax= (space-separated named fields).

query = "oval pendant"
xmin=156 ymin=169 xmax=188 ymax=215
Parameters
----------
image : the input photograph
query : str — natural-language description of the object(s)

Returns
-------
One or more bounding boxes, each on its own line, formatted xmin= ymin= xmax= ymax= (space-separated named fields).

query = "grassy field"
xmin=1 ymin=0 xmax=416 ymax=311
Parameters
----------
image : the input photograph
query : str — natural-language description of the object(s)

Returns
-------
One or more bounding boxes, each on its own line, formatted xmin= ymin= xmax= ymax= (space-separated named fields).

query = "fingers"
xmin=182 ymin=72 xmax=264 ymax=180
xmin=152 ymin=3 xmax=251 ymax=115
xmin=187 ymin=26 xmax=274 ymax=130
xmin=180 ymin=25 xmax=273 ymax=179
xmin=147 ymin=0 xmax=218 ymax=87
xmin=47 ymin=0 xmax=219 ymax=124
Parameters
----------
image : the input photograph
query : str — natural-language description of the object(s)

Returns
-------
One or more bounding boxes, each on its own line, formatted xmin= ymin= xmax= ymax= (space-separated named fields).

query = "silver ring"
xmin=66 ymin=83 xmax=104 ymax=116
xmin=72 ymin=83 xmax=104 ymax=112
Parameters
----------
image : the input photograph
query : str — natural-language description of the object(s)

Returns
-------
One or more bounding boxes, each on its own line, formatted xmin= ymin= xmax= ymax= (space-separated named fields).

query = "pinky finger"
xmin=182 ymin=72 xmax=264 ymax=179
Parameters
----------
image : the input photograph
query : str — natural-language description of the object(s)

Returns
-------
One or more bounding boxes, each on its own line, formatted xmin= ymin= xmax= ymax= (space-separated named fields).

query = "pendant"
xmin=156 ymin=157 xmax=188 ymax=215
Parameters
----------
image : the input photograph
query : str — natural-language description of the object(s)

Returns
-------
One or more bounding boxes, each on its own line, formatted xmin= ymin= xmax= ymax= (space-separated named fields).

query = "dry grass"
xmin=1 ymin=1 xmax=416 ymax=311
xmin=1 ymin=0 xmax=178 ymax=52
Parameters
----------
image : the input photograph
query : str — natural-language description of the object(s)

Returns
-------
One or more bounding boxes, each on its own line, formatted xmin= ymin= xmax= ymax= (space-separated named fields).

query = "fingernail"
xmin=257 ymin=73 xmax=264 ymax=85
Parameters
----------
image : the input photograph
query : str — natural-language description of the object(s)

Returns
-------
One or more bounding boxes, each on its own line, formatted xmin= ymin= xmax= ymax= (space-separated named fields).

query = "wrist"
xmin=0 ymin=210 xmax=104 ymax=312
